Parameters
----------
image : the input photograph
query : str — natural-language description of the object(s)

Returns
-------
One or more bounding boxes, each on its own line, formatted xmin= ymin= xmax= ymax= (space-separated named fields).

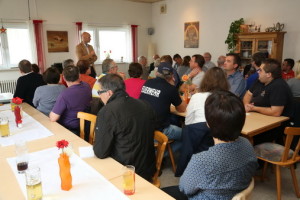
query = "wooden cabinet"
xmin=236 ymin=32 xmax=285 ymax=66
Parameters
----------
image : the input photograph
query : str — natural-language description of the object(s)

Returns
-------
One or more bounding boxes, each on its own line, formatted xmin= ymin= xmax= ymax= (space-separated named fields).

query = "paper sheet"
xmin=79 ymin=146 xmax=95 ymax=158
xmin=7 ymin=147 xmax=129 ymax=200
xmin=0 ymin=110 xmax=53 ymax=147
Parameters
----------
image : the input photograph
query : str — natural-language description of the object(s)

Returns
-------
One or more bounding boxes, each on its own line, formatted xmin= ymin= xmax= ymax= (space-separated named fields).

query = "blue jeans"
xmin=163 ymin=124 xmax=182 ymax=153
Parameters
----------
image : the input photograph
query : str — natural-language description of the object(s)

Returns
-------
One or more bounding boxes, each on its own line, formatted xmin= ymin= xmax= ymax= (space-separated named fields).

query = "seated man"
xmin=162 ymin=90 xmax=258 ymax=200
xmin=243 ymin=58 xmax=293 ymax=144
xmin=14 ymin=59 xmax=45 ymax=107
xmin=93 ymin=74 xmax=156 ymax=182
xmin=140 ymin=62 xmax=187 ymax=151
xmin=282 ymin=58 xmax=295 ymax=80
xmin=223 ymin=53 xmax=246 ymax=98
xmin=77 ymin=60 xmax=96 ymax=89
xmin=49 ymin=66 xmax=91 ymax=135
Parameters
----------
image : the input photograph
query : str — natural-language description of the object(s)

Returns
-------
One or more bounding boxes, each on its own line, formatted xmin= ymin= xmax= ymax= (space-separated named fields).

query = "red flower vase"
xmin=58 ymin=153 xmax=72 ymax=191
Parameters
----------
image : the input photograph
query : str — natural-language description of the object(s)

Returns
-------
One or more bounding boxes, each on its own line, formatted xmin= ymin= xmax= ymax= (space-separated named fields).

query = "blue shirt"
xmin=227 ymin=71 xmax=246 ymax=98
xmin=246 ymin=71 xmax=259 ymax=90
xmin=179 ymin=137 xmax=258 ymax=200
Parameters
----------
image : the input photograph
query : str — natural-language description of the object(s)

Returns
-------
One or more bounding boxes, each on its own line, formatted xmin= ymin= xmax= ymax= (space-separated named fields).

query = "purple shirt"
xmin=52 ymin=82 xmax=92 ymax=129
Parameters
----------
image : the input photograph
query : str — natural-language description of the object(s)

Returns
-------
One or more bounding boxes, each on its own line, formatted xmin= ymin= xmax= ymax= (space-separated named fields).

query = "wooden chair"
xmin=153 ymin=130 xmax=168 ymax=188
xmin=254 ymin=127 xmax=300 ymax=200
xmin=232 ymin=178 xmax=255 ymax=200
xmin=167 ymin=140 xmax=176 ymax=173
xmin=77 ymin=112 xmax=97 ymax=144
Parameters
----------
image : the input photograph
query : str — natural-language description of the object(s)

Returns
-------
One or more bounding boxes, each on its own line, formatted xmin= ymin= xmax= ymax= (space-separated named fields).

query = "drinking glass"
xmin=25 ymin=167 xmax=43 ymax=200
xmin=15 ymin=139 xmax=29 ymax=173
xmin=0 ymin=116 xmax=10 ymax=137
xmin=122 ymin=165 xmax=135 ymax=195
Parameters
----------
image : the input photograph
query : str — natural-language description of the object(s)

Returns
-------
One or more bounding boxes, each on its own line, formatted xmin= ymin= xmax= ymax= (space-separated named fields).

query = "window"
xmin=84 ymin=26 xmax=132 ymax=63
xmin=0 ymin=23 xmax=34 ymax=69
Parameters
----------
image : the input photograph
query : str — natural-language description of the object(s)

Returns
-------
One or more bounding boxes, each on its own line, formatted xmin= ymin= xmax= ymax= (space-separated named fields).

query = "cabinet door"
xmin=255 ymin=39 xmax=274 ymax=58
xmin=239 ymin=39 xmax=255 ymax=66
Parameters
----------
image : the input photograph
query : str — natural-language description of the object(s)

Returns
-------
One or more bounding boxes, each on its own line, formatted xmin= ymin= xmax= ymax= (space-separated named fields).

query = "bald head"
xmin=82 ymin=32 xmax=91 ymax=44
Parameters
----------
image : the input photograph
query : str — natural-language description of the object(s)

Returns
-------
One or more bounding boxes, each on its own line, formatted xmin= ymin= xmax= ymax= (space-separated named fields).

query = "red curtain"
xmin=131 ymin=25 xmax=138 ymax=62
xmin=75 ymin=22 xmax=82 ymax=44
xmin=33 ymin=20 xmax=45 ymax=73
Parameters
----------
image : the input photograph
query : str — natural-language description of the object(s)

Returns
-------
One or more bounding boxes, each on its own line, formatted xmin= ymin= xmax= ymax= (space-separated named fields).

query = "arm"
xmin=243 ymin=90 xmax=253 ymax=105
xmin=76 ymin=44 xmax=97 ymax=63
xmin=14 ymin=78 xmax=25 ymax=99
xmin=32 ymin=89 xmax=40 ymax=107
xmin=176 ymin=101 xmax=187 ymax=112
xmin=230 ymin=77 xmax=246 ymax=98
xmin=250 ymin=105 xmax=284 ymax=117
xmin=49 ymin=111 xmax=60 ymax=122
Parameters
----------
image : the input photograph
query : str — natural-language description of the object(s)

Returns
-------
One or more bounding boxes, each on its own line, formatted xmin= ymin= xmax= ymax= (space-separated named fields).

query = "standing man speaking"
xmin=76 ymin=32 xmax=97 ymax=78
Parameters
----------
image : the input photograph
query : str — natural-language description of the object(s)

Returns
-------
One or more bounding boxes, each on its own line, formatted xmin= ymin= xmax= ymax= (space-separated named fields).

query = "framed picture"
xmin=184 ymin=21 xmax=199 ymax=48
xmin=47 ymin=31 xmax=69 ymax=52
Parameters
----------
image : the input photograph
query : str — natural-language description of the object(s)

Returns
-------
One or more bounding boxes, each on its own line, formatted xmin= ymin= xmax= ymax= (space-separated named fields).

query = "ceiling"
xmin=125 ymin=0 xmax=163 ymax=3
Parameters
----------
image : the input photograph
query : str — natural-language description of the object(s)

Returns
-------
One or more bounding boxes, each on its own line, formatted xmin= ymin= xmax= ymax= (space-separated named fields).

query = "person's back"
xmin=124 ymin=62 xmax=146 ymax=99
xmin=33 ymin=67 xmax=65 ymax=116
xmin=14 ymin=60 xmax=45 ymax=106
xmin=93 ymin=74 xmax=156 ymax=181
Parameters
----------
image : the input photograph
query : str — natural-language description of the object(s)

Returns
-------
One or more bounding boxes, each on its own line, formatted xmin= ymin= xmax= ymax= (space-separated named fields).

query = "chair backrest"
xmin=282 ymin=127 xmax=300 ymax=162
xmin=232 ymin=178 xmax=255 ymax=200
xmin=153 ymin=130 xmax=168 ymax=186
xmin=77 ymin=112 xmax=97 ymax=144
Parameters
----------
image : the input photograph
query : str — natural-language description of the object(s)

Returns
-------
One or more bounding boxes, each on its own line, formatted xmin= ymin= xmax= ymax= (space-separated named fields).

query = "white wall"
xmin=151 ymin=0 xmax=300 ymax=64
xmin=0 ymin=0 xmax=152 ymax=79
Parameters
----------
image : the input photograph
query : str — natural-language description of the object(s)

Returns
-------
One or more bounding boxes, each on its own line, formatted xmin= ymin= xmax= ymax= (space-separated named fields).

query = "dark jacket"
xmin=14 ymin=72 xmax=45 ymax=107
xmin=93 ymin=90 xmax=156 ymax=181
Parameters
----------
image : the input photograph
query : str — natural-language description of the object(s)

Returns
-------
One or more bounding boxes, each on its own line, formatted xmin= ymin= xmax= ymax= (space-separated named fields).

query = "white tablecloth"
xmin=7 ymin=147 xmax=129 ymax=200
xmin=0 ymin=110 xmax=53 ymax=147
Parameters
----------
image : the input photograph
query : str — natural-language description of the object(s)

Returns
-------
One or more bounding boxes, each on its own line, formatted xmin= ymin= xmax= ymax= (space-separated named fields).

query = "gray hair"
xmin=63 ymin=59 xmax=74 ymax=68
xmin=102 ymin=58 xmax=115 ymax=73
xmin=138 ymin=56 xmax=146 ymax=63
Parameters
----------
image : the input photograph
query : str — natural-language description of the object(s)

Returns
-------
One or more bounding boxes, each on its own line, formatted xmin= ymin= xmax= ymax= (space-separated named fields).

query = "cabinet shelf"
xmin=237 ymin=32 xmax=285 ymax=66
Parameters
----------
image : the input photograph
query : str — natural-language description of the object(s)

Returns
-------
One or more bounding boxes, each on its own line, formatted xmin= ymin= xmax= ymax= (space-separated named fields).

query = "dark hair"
xmin=32 ymin=64 xmax=40 ymax=73
xmin=63 ymin=59 xmax=74 ymax=68
xmin=205 ymin=90 xmax=245 ymax=142
xmin=18 ymin=59 xmax=32 ymax=73
xmin=182 ymin=55 xmax=191 ymax=66
xmin=63 ymin=65 xmax=80 ymax=82
xmin=192 ymin=54 xmax=205 ymax=68
xmin=199 ymin=67 xmax=229 ymax=92
xmin=43 ymin=67 xmax=60 ymax=84
xmin=52 ymin=63 xmax=63 ymax=74
xmin=77 ymin=60 xmax=90 ymax=74
xmin=284 ymin=58 xmax=295 ymax=68
xmin=252 ymin=52 xmax=267 ymax=67
xmin=226 ymin=53 xmax=241 ymax=68
xmin=263 ymin=58 xmax=282 ymax=79
xmin=173 ymin=54 xmax=181 ymax=60
xmin=160 ymin=55 xmax=173 ymax=65
xmin=128 ymin=62 xmax=143 ymax=78
xmin=98 ymin=74 xmax=125 ymax=92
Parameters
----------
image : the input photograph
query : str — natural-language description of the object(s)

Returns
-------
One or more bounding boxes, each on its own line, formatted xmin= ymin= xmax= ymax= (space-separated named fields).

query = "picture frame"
xmin=184 ymin=21 xmax=199 ymax=48
xmin=47 ymin=31 xmax=69 ymax=53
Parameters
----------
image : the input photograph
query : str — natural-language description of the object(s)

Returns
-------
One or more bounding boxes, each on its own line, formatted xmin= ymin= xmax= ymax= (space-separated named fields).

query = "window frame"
xmin=83 ymin=25 xmax=132 ymax=64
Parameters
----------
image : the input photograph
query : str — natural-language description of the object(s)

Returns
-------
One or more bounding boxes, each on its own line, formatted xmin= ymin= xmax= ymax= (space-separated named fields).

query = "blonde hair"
xmin=293 ymin=60 xmax=300 ymax=79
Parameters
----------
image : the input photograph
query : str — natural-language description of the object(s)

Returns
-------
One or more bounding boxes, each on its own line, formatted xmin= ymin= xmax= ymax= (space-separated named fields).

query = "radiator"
xmin=0 ymin=80 xmax=17 ymax=94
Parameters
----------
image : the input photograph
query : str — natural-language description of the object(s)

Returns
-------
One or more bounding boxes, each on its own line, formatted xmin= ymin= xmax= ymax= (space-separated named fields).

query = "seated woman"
xmin=77 ymin=60 xmax=96 ymax=89
xmin=124 ymin=62 xmax=146 ymax=99
xmin=163 ymin=90 xmax=258 ymax=200
xmin=287 ymin=60 xmax=300 ymax=97
xmin=175 ymin=67 xmax=229 ymax=176
xmin=33 ymin=67 xmax=66 ymax=116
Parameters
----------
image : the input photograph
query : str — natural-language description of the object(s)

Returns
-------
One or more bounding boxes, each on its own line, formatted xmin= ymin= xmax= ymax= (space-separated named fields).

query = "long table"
xmin=0 ymin=103 xmax=174 ymax=200
xmin=170 ymin=105 xmax=289 ymax=143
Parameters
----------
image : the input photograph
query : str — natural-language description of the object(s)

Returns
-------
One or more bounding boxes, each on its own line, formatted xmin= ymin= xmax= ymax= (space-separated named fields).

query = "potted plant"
xmin=225 ymin=18 xmax=244 ymax=53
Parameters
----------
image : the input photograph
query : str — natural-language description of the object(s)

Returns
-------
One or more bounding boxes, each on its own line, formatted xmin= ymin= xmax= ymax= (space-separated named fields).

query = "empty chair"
xmin=254 ymin=127 xmax=300 ymax=200
xmin=77 ymin=112 xmax=97 ymax=144
xmin=153 ymin=130 xmax=168 ymax=187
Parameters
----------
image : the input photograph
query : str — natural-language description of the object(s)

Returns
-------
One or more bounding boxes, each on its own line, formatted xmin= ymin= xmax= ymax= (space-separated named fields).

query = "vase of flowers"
xmin=57 ymin=139 xmax=72 ymax=191
xmin=181 ymin=75 xmax=192 ymax=104
xmin=104 ymin=50 xmax=112 ymax=59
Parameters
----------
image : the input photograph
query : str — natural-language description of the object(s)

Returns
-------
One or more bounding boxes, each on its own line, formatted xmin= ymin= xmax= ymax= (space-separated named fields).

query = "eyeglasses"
xmin=97 ymin=89 xmax=108 ymax=95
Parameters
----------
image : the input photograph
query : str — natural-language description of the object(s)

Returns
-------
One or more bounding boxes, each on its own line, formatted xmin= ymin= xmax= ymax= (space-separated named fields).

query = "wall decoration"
xmin=47 ymin=31 xmax=69 ymax=52
xmin=184 ymin=21 xmax=199 ymax=48
xmin=160 ymin=4 xmax=167 ymax=14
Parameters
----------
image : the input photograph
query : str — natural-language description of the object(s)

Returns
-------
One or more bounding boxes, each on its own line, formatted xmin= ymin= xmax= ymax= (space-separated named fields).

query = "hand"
xmin=189 ymin=68 xmax=200 ymax=78
xmin=118 ymin=72 xmax=126 ymax=80
xmin=90 ymin=50 xmax=96 ymax=56
xmin=245 ymin=103 xmax=254 ymax=112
